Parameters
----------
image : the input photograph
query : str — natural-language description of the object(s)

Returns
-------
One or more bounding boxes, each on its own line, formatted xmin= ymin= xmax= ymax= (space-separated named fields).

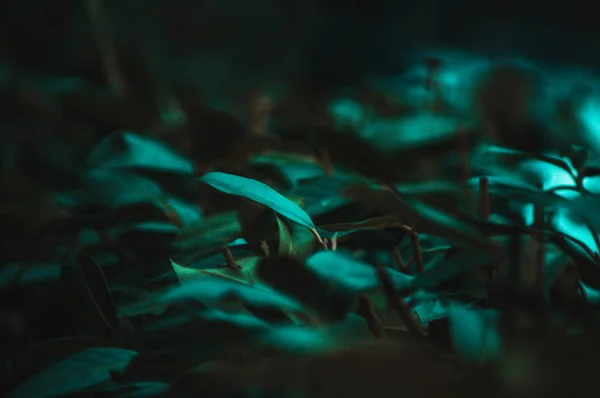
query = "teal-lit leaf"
xmin=86 ymin=131 xmax=194 ymax=173
xmin=484 ymin=145 xmax=575 ymax=175
xmin=173 ymin=211 xmax=242 ymax=251
xmin=413 ymin=299 xmax=447 ymax=326
xmin=306 ymin=251 xmax=413 ymax=292
xmin=408 ymin=248 xmax=495 ymax=292
xmin=9 ymin=347 xmax=138 ymax=398
xmin=289 ymin=221 xmax=316 ymax=260
xmin=258 ymin=315 xmax=371 ymax=354
xmin=170 ymin=256 xmax=260 ymax=285
xmin=320 ymin=215 xmax=404 ymax=233
xmin=125 ymin=272 xmax=302 ymax=315
xmin=276 ymin=215 xmax=293 ymax=255
xmin=287 ymin=175 xmax=358 ymax=217
xmin=63 ymin=169 xmax=163 ymax=207
xmin=448 ymin=304 xmax=501 ymax=362
xmin=474 ymin=176 xmax=571 ymax=207
xmin=199 ymin=172 xmax=316 ymax=230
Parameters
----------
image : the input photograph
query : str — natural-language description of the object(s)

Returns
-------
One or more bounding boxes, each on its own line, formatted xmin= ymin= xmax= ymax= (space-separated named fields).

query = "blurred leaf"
xmin=227 ymin=135 xmax=314 ymax=167
xmin=320 ymin=215 xmax=405 ymax=232
xmin=64 ymin=169 xmax=163 ymax=207
xmin=320 ymin=216 xmax=410 ymax=249
xmin=9 ymin=347 xmax=138 ymax=398
xmin=408 ymin=248 xmax=494 ymax=292
xmin=343 ymin=184 xmax=498 ymax=251
xmin=289 ymin=220 xmax=316 ymax=260
xmin=305 ymin=249 xmax=412 ymax=294
xmin=124 ymin=272 xmax=302 ymax=316
xmin=257 ymin=315 xmax=371 ymax=354
xmin=485 ymin=145 xmax=574 ymax=176
xmin=86 ymin=131 xmax=194 ymax=173
xmin=475 ymin=176 xmax=570 ymax=208
xmin=275 ymin=215 xmax=293 ymax=255
xmin=447 ymin=304 xmax=501 ymax=362
xmin=170 ymin=256 xmax=260 ymax=285
xmin=173 ymin=211 xmax=242 ymax=252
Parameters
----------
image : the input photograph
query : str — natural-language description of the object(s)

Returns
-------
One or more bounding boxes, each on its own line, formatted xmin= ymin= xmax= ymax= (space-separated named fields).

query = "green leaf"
xmin=343 ymin=184 xmax=498 ymax=251
xmin=289 ymin=221 xmax=316 ymax=260
xmin=276 ymin=215 xmax=293 ymax=255
xmin=408 ymin=248 xmax=495 ymax=292
xmin=86 ymin=131 xmax=194 ymax=173
xmin=484 ymin=145 xmax=575 ymax=176
xmin=170 ymin=256 xmax=260 ymax=285
xmin=320 ymin=215 xmax=407 ymax=233
xmin=199 ymin=172 xmax=316 ymax=231
xmin=306 ymin=251 xmax=413 ymax=293
xmin=447 ymin=304 xmax=501 ymax=362
xmin=132 ymin=271 xmax=302 ymax=314
xmin=9 ymin=347 xmax=138 ymax=398
xmin=173 ymin=211 xmax=242 ymax=251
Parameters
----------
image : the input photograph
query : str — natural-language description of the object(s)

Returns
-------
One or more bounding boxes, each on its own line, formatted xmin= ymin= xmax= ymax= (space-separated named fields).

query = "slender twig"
xmin=410 ymin=232 xmax=425 ymax=274
xmin=356 ymin=295 xmax=386 ymax=339
xmin=391 ymin=247 xmax=406 ymax=273
xmin=330 ymin=233 xmax=338 ymax=251
xmin=311 ymin=229 xmax=327 ymax=250
xmin=223 ymin=246 xmax=239 ymax=269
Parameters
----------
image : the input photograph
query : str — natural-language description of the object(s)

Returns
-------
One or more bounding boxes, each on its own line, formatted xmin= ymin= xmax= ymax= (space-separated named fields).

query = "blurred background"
xmin=4 ymin=2 xmax=600 ymax=397
xmin=2 ymin=0 xmax=600 ymax=86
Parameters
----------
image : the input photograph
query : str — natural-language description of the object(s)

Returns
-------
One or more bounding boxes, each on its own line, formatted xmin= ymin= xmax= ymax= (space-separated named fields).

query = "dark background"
xmin=0 ymin=0 xmax=599 ymax=84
